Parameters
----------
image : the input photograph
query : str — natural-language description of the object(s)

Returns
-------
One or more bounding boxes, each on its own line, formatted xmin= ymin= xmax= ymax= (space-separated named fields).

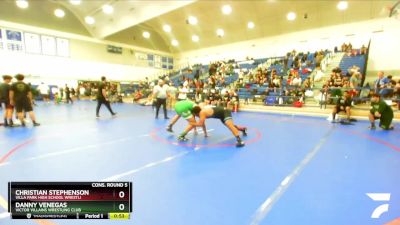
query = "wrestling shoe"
xmin=178 ymin=135 xmax=189 ymax=142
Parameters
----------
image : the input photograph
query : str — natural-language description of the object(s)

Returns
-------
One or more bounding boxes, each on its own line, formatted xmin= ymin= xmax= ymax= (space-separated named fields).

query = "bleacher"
xmin=338 ymin=54 xmax=366 ymax=77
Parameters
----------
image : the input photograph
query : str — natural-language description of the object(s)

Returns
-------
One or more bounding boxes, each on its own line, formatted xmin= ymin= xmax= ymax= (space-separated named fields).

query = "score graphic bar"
xmin=8 ymin=182 xmax=132 ymax=220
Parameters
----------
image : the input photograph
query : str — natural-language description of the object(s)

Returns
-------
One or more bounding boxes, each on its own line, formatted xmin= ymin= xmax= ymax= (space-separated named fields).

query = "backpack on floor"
xmin=264 ymin=96 xmax=275 ymax=106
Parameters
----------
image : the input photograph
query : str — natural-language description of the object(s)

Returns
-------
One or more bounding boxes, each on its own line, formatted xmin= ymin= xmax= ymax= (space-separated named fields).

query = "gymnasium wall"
xmin=175 ymin=18 xmax=400 ymax=77
xmin=0 ymin=20 xmax=171 ymax=85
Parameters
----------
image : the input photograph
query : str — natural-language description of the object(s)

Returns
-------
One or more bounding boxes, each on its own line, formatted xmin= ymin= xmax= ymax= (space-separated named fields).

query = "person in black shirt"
xmin=65 ymin=84 xmax=73 ymax=104
xmin=0 ymin=75 xmax=15 ymax=127
xmin=96 ymin=76 xmax=116 ymax=118
xmin=9 ymin=74 xmax=40 ymax=126
xmin=332 ymin=91 xmax=352 ymax=122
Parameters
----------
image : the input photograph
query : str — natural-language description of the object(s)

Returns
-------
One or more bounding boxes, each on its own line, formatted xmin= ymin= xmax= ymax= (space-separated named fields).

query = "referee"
xmin=153 ymin=79 xmax=169 ymax=119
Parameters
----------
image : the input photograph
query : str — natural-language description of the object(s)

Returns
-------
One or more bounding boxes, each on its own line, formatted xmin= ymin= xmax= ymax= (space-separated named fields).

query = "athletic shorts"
xmin=1 ymin=100 xmax=13 ymax=110
xmin=15 ymin=99 xmax=33 ymax=113
xmin=371 ymin=110 xmax=393 ymax=129
xmin=212 ymin=107 xmax=232 ymax=124
xmin=336 ymin=105 xmax=350 ymax=113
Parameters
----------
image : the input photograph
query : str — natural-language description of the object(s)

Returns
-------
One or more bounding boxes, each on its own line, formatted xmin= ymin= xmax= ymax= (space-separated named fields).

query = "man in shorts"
xmin=369 ymin=93 xmax=394 ymax=130
xmin=9 ymin=74 xmax=40 ymax=127
xmin=0 ymin=75 xmax=15 ymax=127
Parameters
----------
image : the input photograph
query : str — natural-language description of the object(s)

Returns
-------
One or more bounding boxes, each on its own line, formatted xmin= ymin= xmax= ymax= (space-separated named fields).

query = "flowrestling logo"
xmin=366 ymin=193 xmax=391 ymax=219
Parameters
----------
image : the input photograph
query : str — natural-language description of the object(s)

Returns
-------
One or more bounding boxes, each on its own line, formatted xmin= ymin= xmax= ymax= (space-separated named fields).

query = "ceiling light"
xmin=187 ymin=16 xmax=198 ymax=25
xmin=216 ymin=28 xmax=224 ymax=37
xmin=102 ymin=4 xmax=113 ymax=14
xmin=85 ymin=16 xmax=95 ymax=25
xmin=287 ymin=12 xmax=296 ymax=21
xmin=248 ymin=21 xmax=255 ymax=29
xmin=171 ymin=39 xmax=179 ymax=46
xmin=163 ymin=24 xmax=171 ymax=33
xmin=69 ymin=0 xmax=81 ymax=5
xmin=192 ymin=35 xmax=199 ymax=42
xmin=143 ymin=31 xmax=150 ymax=39
xmin=54 ymin=9 xmax=65 ymax=18
xmin=337 ymin=1 xmax=348 ymax=10
xmin=222 ymin=5 xmax=232 ymax=15
xmin=16 ymin=0 xmax=28 ymax=9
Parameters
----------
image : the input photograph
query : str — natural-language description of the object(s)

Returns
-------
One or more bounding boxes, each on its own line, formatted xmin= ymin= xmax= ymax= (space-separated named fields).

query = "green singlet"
xmin=174 ymin=100 xmax=195 ymax=119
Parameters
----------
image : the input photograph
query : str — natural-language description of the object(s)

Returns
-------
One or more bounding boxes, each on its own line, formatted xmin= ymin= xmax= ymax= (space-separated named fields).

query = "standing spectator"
xmin=167 ymin=82 xmax=177 ymax=109
xmin=0 ymin=75 xmax=14 ymax=127
xmin=37 ymin=82 xmax=50 ymax=103
xmin=65 ymin=84 xmax=73 ymax=104
xmin=96 ymin=76 xmax=116 ymax=118
xmin=9 ymin=74 xmax=40 ymax=126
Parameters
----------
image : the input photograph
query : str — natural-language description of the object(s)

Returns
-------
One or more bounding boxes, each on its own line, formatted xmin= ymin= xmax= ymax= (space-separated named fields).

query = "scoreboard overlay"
xmin=8 ymin=182 xmax=132 ymax=220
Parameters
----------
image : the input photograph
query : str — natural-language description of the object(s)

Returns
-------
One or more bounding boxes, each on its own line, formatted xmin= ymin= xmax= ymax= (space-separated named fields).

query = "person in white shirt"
xmin=37 ymin=82 xmax=50 ymax=103
xmin=167 ymin=82 xmax=177 ymax=109
xmin=177 ymin=84 xmax=188 ymax=101
xmin=153 ymin=80 xmax=169 ymax=119
xmin=291 ymin=74 xmax=302 ymax=87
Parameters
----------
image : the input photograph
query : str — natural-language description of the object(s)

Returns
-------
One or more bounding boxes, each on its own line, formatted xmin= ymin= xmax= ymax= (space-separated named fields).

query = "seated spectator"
xmin=291 ymin=74 xmax=302 ymax=87
xmin=350 ymin=72 xmax=361 ymax=89
xmin=272 ymin=75 xmax=280 ymax=88
xmin=303 ymin=77 xmax=312 ymax=90
xmin=348 ymin=65 xmax=360 ymax=76
xmin=133 ymin=90 xmax=143 ymax=102
xmin=332 ymin=91 xmax=352 ymax=122
xmin=374 ymin=71 xmax=389 ymax=94
xmin=228 ymin=89 xmax=239 ymax=111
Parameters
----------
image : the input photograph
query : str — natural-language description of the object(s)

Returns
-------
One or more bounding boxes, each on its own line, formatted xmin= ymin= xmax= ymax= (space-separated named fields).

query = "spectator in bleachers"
xmin=303 ymin=77 xmax=312 ymax=90
xmin=272 ymin=75 xmax=281 ymax=88
xmin=348 ymin=65 xmax=360 ymax=77
xmin=360 ymin=45 xmax=367 ymax=55
xmin=341 ymin=43 xmax=347 ymax=52
xmin=374 ymin=71 xmax=389 ymax=94
xmin=291 ymin=73 xmax=302 ymax=87
xmin=167 ymin=81 xmax=177 ymax=109
xmin=342 ymin=77 xmax=350 ymax=88
xmin=315 ymin=52 xmax=324 ymax=65
xmin=177 ymin=83 xmax=188 ymax=101
xmin=333 ymin=73 xmax=343 ymax=87
xmin=350 ymin=72 xmax=361 ymax=89
xmin=194 ymin=89 xmax=206 ymax=104
xmin=347 ymin=43 xmax=353 ymax=51
xmin=207 ymin=88 xmax=220 ymax=106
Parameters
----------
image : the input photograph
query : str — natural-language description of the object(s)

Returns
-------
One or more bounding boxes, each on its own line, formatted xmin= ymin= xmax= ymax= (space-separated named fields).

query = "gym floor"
xmin=0 ymin=101 xmax=399 ymax=225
